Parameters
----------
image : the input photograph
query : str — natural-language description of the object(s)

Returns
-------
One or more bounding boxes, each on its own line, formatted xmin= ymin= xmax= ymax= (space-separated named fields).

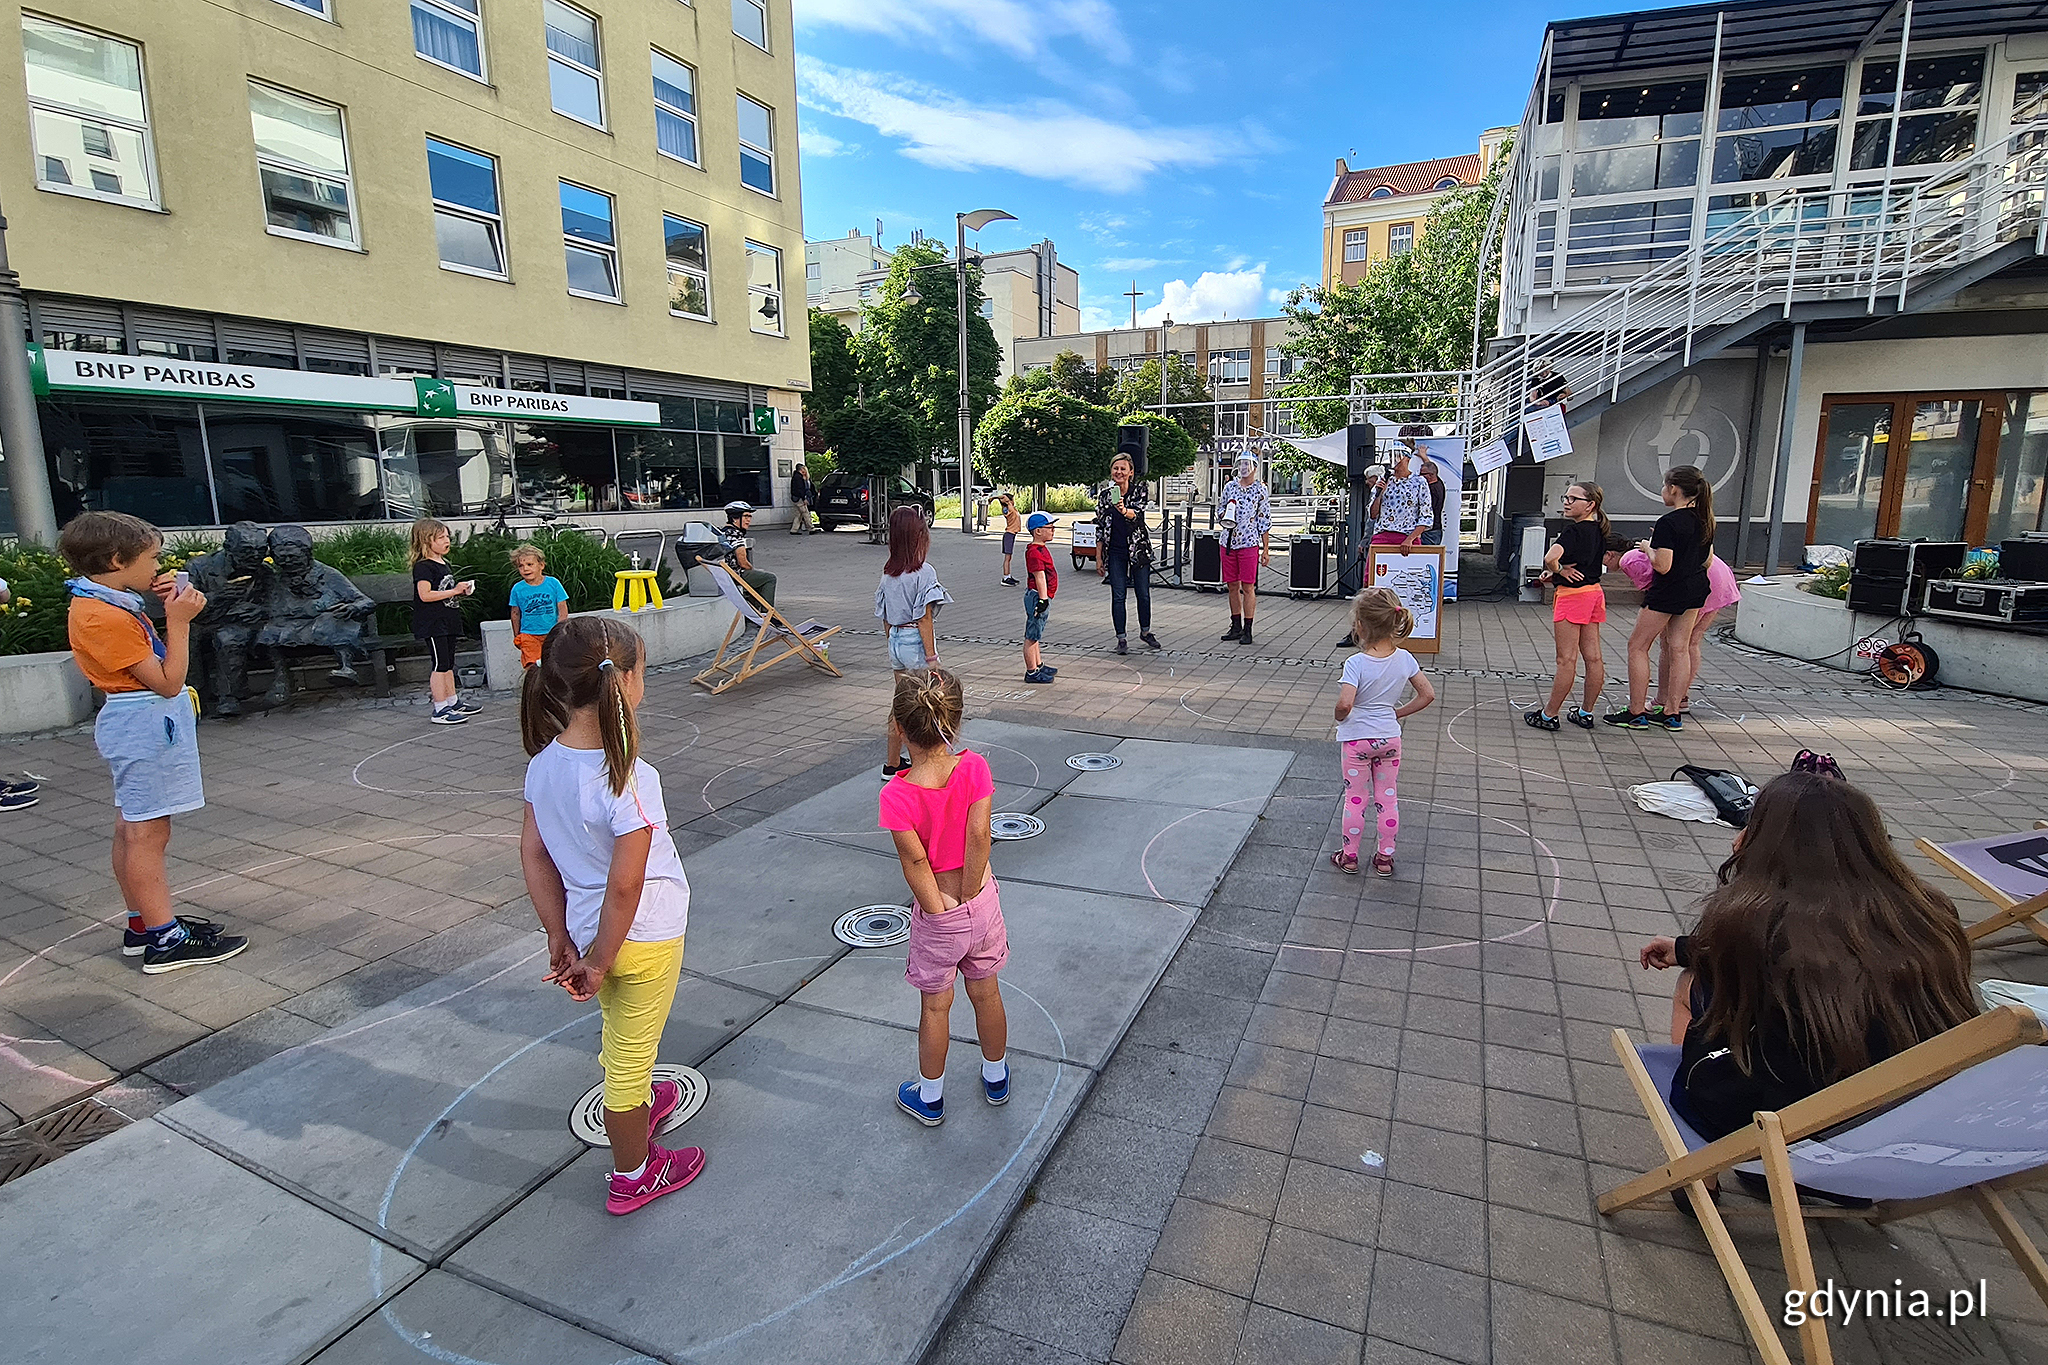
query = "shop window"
xmin=1850 ymin=54 xmax=1982 ymax=170
xmin=664 ymin=213 xmax=711 ymax=319
xmin=45 ymin=329 xmax=124 ymax=354
xmin=704 ymin=433 xmax=770 ymax=505
xmin=738 ymin=93 xmax=775 ymax=195
xmin=428 ymin=137 xmax=506 ymax=278
xmin=23 ymin=15 xmax=158 ymax=209
xmin=137 ymin=339 xmax=217 ymax=362
xmin=733 ymin=0 xmax=768 ymax=50
xmin=205 ymin=404 xmax=382 ymax=523
xmin=620 ymin=429 xmax=705 ymax=508
xmin=560 ymin=181 xmax=620 ymax=301
xmin=746 ymin=239 xmax=783 ymax=335
xmin=413 ymin=0 xmax=484 ymax=79
xmin=39 ymin=398 xmax=213 ymax=527
xmin=249 ymin=82 xmax=357 ymax=247
xmin=512 ymin=420 xmax=618 ymax=513
xmin=1989 ymin=392 xmax=2048 ymax=544
xmin=380 ymin=420 xmax=516 ymax=519
xmin=652 ymin=50 xmax=699 ymax=165
xmin=545 ymin=0 xmax=604 ymax=129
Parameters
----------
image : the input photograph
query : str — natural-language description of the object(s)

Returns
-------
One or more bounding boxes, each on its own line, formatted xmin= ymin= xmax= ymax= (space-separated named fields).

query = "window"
xmin=664 ymin=213 xmax=710 ymax=319
xmin=1207 ymin=348 xmax=1250 ymax=385
xmin=1851 ymin=54 xmax=1983 ymax=171
xmin=1566 ymin=199 xmax=1692 ymax=286
xmin=651 ymin=50 xmax=698 ymax=164
xmin=1573 ymin=79 xmax=1704 ymax=195
xmin=560 ymin=181 xmax=619 ymax=300
xmin=1264 ymin=350 xmax=1299 ymax=379
xmin=273 ymin=0 xmax=332 ymax=15
xmin=1342 ymin=228 xmax=1369 ymax=262
xmin=805 ymin=261 xmax=821 ymax=280
xmin=737 ymin=93 xmax=775 ymax=195
xmin=1389 ymin=222 xmax=1415 ymax=255
xmin=1217 ymin=404 xmax=1249 ymax=439
xmin=746 ymin=240 xmax=783 ymax=334
xmin=545 ymin=0 xmax=604 ymax=129
xmin=1712 ymin=65 xmax=1843 ymax=184
xmin=1433 ymin=176 xmax=1461 ymax=190
xmin=427 ymin=138 xmax=505 ymax=278
xmin=23 ymin=16 xmax=158 ymax=209
xmin=1367 ymin=186 xmax=1393 ymax=199
xmin=1269 ymin=403 xmax=1303 ymax=438
xmin=413 ymin=0 xmax=484 ymax=79
xmin=249 ymin=82 xmax=357 ymax=247
xmin=732 ymin=0 xmax=768 ymax=50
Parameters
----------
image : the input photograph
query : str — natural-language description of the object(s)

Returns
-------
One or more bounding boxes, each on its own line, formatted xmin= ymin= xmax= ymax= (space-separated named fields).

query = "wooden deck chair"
xmin=1918 ymin=831 xmax=2048 ymax=948
xmin=692 ymin=563 xmax=841 ymax=695
xmin=1599 ymin=1005 xmax=2048 ymax=1365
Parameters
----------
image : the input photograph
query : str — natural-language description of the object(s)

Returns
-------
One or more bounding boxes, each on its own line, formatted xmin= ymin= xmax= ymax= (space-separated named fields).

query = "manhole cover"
xmin=0 ymin=1099 xmax=130 ymax=1185
xmin=570 ymin=1065 xmax=708 ymax=1147
xmin=1067 ymin=752 xmax=1122 ymax=771
xmin=991 ymin=813 xmax=1044 ymax=840
xmin=836 ymin=905 xmax=912 ymax=947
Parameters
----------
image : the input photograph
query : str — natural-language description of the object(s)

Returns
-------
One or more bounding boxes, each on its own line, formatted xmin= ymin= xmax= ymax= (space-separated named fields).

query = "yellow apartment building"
xmin=1320 ymin=128 xmax=1511 ymax=287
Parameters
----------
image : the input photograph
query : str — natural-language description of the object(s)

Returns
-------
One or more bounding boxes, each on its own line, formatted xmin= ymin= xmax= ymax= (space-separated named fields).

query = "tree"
xmin=852 ymin=240 xmax=1004 ymax=467
xmin=1111 ymin=355 xmax=1215 ymax=448
xmin=974 ymin=390 xmax=1119 ymax=490
xmin=1006 ymin=349 xmax=1116 ymax=405
xmin=802 ymin=408 xmax=827 ymax=454
xmin=821 ymin=403 xmax=921 ymax=479
xmin=1113 ymin=411 xmax=1199 ymax=482
xmin=806 ymin=309 xmax=859 ymax=418
xmin=1272 ymin=143 xmax=1510 ymax=489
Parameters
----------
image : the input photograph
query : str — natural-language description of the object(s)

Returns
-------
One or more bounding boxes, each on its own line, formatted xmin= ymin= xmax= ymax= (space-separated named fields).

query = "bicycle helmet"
xmin=723 ymin=500 xmax=755 ymax=522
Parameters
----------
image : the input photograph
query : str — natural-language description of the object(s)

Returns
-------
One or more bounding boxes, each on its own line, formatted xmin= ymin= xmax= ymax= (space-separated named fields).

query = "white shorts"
xmin=94 ymin=690 xmax=205 ymax=822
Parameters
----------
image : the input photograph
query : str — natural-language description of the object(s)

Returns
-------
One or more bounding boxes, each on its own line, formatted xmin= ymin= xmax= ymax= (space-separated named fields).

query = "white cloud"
xmin=801 ymin=126 xmax=849 ymax=157
xmin=1098 ymin=256 xmax=1173 ymax=273
xmin=1137 ymin=269 xmax=1269 ymax=325
xmin=794 ymin=0 xmax=1129 ymax=63
xmin=799 ymin=60 xmax=1229 ymax=194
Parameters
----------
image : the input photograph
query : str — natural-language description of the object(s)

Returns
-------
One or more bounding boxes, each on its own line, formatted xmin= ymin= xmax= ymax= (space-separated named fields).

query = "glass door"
xmin=1810 ymin=401 xmax=1892 ymax=547
xmin=1893 ymin=399 xmax=1980 ymax=541
xmin=1987 ymin=392 xmax=2048 ymax=543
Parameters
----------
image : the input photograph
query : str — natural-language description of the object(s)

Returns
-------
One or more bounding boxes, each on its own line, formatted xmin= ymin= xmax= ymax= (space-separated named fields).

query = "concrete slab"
xmin=791 ymin=883 xmax=1194 ymax=1069
xmin=0 ymin=1116 xmax=424 ymax=1365
xmin=311 ymin=1272 xmax=645 ymax=1365
xmin=450 ymin=1003 xmax=1089 ymax=1365
xmin=157 ymin=936 xmax=770 ymax=1259
xmin=991 ymin=794 xmax=1259 ymax=907
xmin=955 ymin=718 xmax=1118 ymax=792
xmin=1062 ymin=737 xmax=1293 ymax=810
xmin=761 ymin=776 xmax=1053 ymax=857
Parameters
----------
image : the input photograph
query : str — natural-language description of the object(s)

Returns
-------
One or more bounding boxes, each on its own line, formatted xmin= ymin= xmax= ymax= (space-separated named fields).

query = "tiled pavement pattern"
xmin=4 ymin=526 xmax=2048 ymax=1364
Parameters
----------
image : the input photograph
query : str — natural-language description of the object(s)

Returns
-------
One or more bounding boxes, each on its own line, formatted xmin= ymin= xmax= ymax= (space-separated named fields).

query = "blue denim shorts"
xmin=887 ymin=625 xmax=929 ymax=672
xmin=94 ymin=689 xmax=205 ymax=822
xmin=1023 ymin=591 xmax=1050 ymax=643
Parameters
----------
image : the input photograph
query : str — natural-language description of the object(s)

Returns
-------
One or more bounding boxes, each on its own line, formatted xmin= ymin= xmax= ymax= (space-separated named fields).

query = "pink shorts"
xmin=1220 ymin=545 xmax=1260 ymax=583
xmin=1553 ymin=585 xmax=1607 ymax=625
xmin=905 ymin=876 xmax=1009 ymax=993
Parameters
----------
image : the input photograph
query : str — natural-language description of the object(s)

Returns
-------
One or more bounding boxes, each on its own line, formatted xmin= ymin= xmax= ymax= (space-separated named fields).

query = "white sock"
xmin=982 ymin=1056 xmax=1007 ymax=1083
xmin=614 ymin=1157 xmax=648 ymax=1181
xmin=919 ymin=1073 xmax=943 ymax=1103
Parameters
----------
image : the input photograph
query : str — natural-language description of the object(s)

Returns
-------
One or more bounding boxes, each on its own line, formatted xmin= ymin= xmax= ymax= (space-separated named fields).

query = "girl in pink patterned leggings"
xmin=1330 ymin=589 xmax=1436 ymax=877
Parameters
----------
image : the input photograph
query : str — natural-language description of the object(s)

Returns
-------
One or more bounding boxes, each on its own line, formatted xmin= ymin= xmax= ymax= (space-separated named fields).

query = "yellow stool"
xmin=612 ymin=569 xmax=665 ymax=613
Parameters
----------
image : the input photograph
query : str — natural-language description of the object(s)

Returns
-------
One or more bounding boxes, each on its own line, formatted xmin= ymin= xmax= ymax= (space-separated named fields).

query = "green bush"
xmin=315 ymin=525 xmax=413 ymax=576
xmin=445 ymin=527 xmax=665 ymax=628
xmin=0 ymin=544 xmax=72 ymax=656
xmin=1804 ymin=562 xmax=1851 ymax=600
xmin=1042 ymin=485 xmax=1099 ymax=514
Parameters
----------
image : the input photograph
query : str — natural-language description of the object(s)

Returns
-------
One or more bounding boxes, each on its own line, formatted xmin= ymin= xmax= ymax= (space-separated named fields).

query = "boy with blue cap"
xmin=1022 ymin=513 xmax=1059 ymax=685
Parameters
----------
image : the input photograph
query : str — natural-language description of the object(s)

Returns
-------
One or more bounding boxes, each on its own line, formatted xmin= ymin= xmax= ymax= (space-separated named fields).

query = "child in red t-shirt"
xmin=1022 ymin=512 xmax=1058 ymax=685
xmin=878 ymin=668 xmax=1010 ymax=1125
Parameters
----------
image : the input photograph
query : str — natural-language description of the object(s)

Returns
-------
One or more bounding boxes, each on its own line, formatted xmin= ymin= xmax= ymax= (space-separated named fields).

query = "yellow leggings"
xmin=597 ymin=935 xmax=685 ymax=1113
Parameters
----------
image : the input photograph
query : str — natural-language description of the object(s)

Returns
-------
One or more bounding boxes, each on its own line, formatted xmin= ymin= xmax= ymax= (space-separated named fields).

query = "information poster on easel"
xmin=1366 ymin=545 xmax=1445 ymax=655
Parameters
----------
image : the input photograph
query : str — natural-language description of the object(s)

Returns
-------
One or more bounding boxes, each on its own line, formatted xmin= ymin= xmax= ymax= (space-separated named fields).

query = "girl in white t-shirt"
xmin=1331 ymin=588 xmax=1436 ymax=877
xmin=520 ymin=615 xmax=704 ymax=1217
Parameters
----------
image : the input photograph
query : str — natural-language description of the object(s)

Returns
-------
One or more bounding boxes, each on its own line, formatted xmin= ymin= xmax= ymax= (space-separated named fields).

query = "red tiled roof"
xmin=1326 ymin=153 xmax=1483 ymax=206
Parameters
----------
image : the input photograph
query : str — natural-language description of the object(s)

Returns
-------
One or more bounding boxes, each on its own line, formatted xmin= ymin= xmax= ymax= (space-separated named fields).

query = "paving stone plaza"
xmin=5 ymin=529 xmax=2048 ymax=1365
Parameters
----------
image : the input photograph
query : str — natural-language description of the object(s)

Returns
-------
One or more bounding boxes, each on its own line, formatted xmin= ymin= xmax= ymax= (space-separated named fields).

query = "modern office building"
xmin=1 ymin=0 xmax=809 ymax=536
xmin=806 ymin=228 xmax=1081 ymax=378
xmin=1321 ymin=129 xmax=1511 ymax=287
xmin=1466 ymin=0 xmax=2048 ymax=559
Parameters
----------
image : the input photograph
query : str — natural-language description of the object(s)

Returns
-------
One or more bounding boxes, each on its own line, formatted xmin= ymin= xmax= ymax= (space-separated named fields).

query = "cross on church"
xmin=1123 ymin=280 xmax=1145 ymax=329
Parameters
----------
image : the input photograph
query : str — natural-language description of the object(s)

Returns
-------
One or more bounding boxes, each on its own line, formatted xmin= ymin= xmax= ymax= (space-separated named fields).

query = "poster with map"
xmin=1367 ymin=546 xmax=1445 ymax=655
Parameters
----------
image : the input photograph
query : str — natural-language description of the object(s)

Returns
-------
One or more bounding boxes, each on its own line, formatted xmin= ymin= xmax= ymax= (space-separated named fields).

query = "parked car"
xmin=814 ymin=472 xmax=935 ymax=531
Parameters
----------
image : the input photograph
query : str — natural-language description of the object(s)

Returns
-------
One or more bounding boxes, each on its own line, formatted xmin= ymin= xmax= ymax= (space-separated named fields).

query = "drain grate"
xmin=836 ymin=905 xmax=912 ymax=948
xmin=990 ymin=813 xmax=1044 ymax=841
xmin=1066 ymin=752 xmax=1122 ymax=772
xmin=0 ymin=1099 xmax=131 ymax=1186
xmin=570 ymin=1065 xmax=708 ymax=1147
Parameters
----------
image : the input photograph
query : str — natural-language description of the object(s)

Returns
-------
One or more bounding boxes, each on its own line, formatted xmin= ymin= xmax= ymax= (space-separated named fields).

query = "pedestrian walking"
xmin=1096 ymin=454 xmax=1161 ymax=655
xmin=1218 ymin=454 xmax=1272 ymax=646
xmin=1330 ymin=588 xmax=1435 ymax=877
xmin=877 ymin=506 xmax=952 ymax=777
xmin=788 ymin=463 xmax=814 ymax=535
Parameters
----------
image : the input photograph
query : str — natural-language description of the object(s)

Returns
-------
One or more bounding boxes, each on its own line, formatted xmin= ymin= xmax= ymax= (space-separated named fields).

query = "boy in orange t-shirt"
xmin=60 ymin=512 xmax=248 ymax=974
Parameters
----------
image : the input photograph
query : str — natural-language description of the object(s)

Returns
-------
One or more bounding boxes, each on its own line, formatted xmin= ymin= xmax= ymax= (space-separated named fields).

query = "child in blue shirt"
xmin=508 ymin=544 xmax=571 ymax=668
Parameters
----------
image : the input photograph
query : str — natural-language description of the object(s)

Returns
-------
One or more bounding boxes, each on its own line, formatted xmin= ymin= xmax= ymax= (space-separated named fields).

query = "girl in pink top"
xmin=1614 ymin=548 xmax=1741 ymax=719
xmin=877 ymin=668 xmax=1009 ymax=1126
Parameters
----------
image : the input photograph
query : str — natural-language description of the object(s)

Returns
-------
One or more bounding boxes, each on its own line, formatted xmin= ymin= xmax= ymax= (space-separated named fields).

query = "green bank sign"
xmin=30 ymin=345 xmax=662 ymax=427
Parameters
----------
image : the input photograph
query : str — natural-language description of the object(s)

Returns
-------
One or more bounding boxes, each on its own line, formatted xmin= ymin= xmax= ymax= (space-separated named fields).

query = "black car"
xmin=814 ymin=472 xmax=935 ymax=532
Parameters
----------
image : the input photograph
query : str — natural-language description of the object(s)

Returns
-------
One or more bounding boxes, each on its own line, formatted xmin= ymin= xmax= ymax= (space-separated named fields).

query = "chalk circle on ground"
xmin=569 ymin=1065 xmax=708 ymax=1146
xmin=990 ymin=813 xmax=1045 ymax=841
xmin=835 ymin=905 xmax=913 ymax=948
xmin=1066 ymin=752 xmax=1122 ymax=772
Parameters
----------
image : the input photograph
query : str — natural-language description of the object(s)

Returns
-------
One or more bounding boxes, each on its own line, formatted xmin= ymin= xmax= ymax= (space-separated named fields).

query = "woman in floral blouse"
xmin=1096 ymin=454 xmax=1161 ymax=656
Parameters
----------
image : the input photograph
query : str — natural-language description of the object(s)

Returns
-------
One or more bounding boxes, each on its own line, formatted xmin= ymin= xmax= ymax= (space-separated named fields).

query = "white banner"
xmin=1290 ymin=426 xmax=1463 ymax=579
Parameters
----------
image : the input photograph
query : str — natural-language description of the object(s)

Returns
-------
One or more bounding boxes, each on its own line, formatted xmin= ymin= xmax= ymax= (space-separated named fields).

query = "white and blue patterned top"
xmin=1375 ymin=474 xmax=1435 ymax=535
xmin=1219 ymin=478 xmax=1272 ymax=551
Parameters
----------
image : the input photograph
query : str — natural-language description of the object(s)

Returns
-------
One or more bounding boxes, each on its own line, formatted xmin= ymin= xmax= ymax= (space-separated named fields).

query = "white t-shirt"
xmin=523 ymin=741 xmax=691 ymax=952
xmin=1337 ymin=649 xmax=1420 ymax=741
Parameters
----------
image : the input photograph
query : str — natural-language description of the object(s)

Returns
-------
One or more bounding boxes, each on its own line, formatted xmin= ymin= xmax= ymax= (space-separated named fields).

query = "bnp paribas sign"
xmin=30 ymin=345 xmax=659 ymax=427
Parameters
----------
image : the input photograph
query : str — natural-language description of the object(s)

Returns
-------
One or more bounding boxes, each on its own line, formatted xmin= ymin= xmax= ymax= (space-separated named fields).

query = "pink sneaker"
xmin=606 ymin=1143 xmax=705 ymax=1216
xmin=648 ymin=1079 xmax=681 ymax=1137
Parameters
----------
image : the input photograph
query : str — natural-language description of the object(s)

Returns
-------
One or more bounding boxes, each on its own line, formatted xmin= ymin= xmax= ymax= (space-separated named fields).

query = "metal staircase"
xmin=1463 ymin=101 xmax=2048 ymax=449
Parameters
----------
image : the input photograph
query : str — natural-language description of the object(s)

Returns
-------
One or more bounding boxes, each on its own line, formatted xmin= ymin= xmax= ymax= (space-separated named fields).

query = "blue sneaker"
xmin=982 ymin=1066 xmax=1009 ymax=1106
xmin=897 ymin=1081 xmax=944 ymax=1126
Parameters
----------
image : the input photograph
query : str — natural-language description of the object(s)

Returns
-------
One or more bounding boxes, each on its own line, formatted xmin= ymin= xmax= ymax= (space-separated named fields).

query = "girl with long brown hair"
xmin=876 ymin=504 xmax=952 ymax=776
xmin=1638 ymin=771 xmax=1976 ymax=1142
xmin=1528 ymin=481 xmax=1611 ymax=731
xmin=519 ymin=616 xmax=706 ymax=1215
xmin=1608 ymin=465 xmax=1714 ymax=731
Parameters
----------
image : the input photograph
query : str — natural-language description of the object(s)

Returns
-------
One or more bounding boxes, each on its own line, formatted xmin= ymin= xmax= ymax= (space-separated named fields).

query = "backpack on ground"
xmin=1674 ymin=765 xmax=1756 ymax=828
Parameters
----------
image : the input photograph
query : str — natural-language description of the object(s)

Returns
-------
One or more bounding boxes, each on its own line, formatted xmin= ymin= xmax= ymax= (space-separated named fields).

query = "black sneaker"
xmin=1140 ymin=632 xmax=1162 ymax=650
xmin=1114 ymin=638 xmax=1128 ymax=655
xmin=451 ymin=698 xmax=483 ymax=716
xmin=143 ymin=927 xmax=250 ymax=975
xmin=1001 ymin=576 xmax=1019 ymax=586
xmin=1038 ymin=665 xmax=1057 ymax=676
xmin=3 ymin=776 xmax=41 ymax=797
xmin=1602 ymin=709 xmax=1651 ymax=730
xmin=1024 ymin=668 xmax=1055 ymax=685
xmin=124 ymin=915 xmax=223 ymax=957
xmin=0 ymin=786 xmax=37 ymax=812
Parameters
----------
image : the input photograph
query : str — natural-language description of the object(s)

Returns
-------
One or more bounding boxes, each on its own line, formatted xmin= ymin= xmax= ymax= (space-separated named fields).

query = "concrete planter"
xmin=480 ymin=596 xmax=738 ymax=691
xmin=0 ymin=650 xmax=96 ymax=735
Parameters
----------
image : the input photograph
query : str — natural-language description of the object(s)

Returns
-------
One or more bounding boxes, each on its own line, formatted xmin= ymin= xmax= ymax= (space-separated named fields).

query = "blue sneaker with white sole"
xmin=982 ymin=1067 xmax=1009 ymax=1105
xmin=897 ymin=1081 xmax=944 ymax=1126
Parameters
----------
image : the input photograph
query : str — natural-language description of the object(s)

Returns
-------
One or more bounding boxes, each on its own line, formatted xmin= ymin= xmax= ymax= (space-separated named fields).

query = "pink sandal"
xmin=1330 ymin=851 xmax=1359 ymax=875
xmin=1371 ymin=854 xmax=1395 ymax=877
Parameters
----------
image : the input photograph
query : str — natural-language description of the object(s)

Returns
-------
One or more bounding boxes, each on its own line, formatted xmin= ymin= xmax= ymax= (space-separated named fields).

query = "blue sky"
xmin=792 ymin=0 xmax=1578 ymax=332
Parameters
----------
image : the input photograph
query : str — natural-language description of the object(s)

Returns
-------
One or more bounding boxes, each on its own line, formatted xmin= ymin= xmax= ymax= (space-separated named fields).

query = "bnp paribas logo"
xmin=414 ymin=377 xmax=458 ymax=417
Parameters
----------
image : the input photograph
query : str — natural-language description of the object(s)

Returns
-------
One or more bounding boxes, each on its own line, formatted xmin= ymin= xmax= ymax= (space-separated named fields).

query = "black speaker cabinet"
xmin=1289 ymin=535 xmax=1328 ymax=592
xmin=2000 ymin=538 xmax=2048 ymax=583
xmin=1847 ymin=539 xmax=1967 ymax=615
xmin=1191 ymin=531 xmax=1223 ymax=587
xmin=1346 ymin=423 xmax=1376 ymax=481
xmin=1115 ymin=423 xmax=1149 ymax=479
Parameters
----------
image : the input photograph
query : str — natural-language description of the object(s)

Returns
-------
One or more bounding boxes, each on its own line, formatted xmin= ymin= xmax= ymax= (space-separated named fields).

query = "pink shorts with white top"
xmin=905 ymin=876 xmax=1009 ymax=993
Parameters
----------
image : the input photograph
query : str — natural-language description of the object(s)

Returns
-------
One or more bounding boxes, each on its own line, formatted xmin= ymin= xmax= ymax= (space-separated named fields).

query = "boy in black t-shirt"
xmin=409 ymin=518 xmax=476 ymax=725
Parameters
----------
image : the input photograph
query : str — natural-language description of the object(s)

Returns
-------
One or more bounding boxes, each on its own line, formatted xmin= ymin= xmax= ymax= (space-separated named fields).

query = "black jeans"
xmin=1106 ymin=551 xmax=1150 ymax=636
